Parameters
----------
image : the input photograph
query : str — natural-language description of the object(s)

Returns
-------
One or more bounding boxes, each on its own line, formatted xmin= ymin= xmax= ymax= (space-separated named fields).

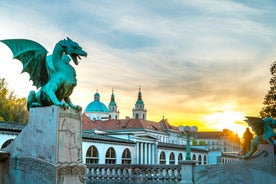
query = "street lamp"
xmin=179 ymin=126 xmax=198 ymax=160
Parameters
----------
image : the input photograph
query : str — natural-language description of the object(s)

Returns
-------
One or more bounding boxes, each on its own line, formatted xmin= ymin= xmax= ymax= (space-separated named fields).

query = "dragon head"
xmin=59 ymin=37 xmax=88 ymax=65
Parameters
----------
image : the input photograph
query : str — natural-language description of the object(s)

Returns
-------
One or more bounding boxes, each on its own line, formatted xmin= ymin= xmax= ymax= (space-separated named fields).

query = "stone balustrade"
xmin=86 ymin=164 xmax=181 ymax=182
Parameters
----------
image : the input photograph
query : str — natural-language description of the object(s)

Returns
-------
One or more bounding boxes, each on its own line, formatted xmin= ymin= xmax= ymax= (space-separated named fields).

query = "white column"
xmin=144 ymin=143 xmax=148 ymax=164
xmin=148 ymin=144 xmax=152 ymax=164
xmin=151 ymin=144 xmax=155 ymax=164
xmin=140 ymin=143 xmax=144 ymax=164
xmin=136 ymin=142 xmax=140 ymax=164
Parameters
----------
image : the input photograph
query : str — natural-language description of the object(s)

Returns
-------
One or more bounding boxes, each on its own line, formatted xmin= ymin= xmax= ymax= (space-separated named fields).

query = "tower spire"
xmin=136 ymin=85 xmax=143 ymax=105
xmin=108 ymin=88 xmax=119 ymax=119
xmin=132 ymin=86 xmax=147 ymax=120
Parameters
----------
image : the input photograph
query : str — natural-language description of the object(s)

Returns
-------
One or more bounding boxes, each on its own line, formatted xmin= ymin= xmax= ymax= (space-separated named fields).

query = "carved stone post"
xmin=179 ymin=160 xmax=197 ymax=184
xmin=3 ymin=106 xmax=86 ymax=184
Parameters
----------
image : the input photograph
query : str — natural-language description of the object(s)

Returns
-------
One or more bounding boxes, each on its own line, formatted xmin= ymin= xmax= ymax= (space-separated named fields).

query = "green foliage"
xmin=0 ymin=78 xmax=28 ymax=123
xmin=199 ymin=140 xmax=206 ymax=146
xmin=192 ymin=140 xmax=206 ymax=146
xmin=192 ymin=140 xmax=198 ymax=146
xmin=260 ymin=61 xmax=276 ymax=118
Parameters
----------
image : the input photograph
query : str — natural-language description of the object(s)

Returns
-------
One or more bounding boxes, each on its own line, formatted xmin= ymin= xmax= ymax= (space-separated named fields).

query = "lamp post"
xmin=179 ymin=126 xmax=198 ymax=160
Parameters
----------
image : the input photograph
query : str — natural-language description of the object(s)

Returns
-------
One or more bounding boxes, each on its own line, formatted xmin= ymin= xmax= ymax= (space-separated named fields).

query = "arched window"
xmin=192 ymin=154 xmax=196 ymax=161
xmin=198 ymin=155 xmax=202 ymax=165
xmin=159 ymin=151 xmax=166 ymax=164
xmin=86 ymin=145 xmax=99 ymax=164
xmin=1 ymin=139 xmax=13 ymax=149
xmin=122 ymin=148 xmax=131 ymax=164
xmin=169 ymin=152 xmax=175 ymax=164
xmin=135 ymin=113 xmax=139 ymax=119
xmin=105 ymin=147 xmax=116 ymax=164
xmin=178 ymin=153 xmax=183 ymax=161
xmin=203 ymin=155 xmax=207 ymax=164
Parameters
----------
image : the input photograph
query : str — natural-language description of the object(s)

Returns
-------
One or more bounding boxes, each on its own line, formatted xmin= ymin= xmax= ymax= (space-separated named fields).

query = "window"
xmin=203 ymin=155 xmax=207 ymax=164
xmin=159 ymin=151 xmax=166 ymax=164
xmin=192 ymin=154 xmax=196 ymax=161
xmin=135 ymin=113 xmax=139 ymax=119
xmin=169 ymin=152 xmax=175 ymax=164
xmin=198 ymin=155 xmax=202 ymax=165
xmin=86 ymin=145 xmax=99 ymax=164
xmin=178 ymin=153 xmax=183 ymax=161
xmin=122 ymin=148 xmax=131 ymax=164
xmin=105 ymin=147 xmax=116 ymax=164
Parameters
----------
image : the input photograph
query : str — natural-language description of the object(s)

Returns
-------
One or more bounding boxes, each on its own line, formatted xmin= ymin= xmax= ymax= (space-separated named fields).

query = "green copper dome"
xmin=85 ymin=92 xmax=109 ymax=113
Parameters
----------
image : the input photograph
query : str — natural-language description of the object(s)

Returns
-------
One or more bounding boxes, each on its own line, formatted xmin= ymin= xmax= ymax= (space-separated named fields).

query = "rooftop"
xmin=82 ymin=114 xmax=178 ymax=133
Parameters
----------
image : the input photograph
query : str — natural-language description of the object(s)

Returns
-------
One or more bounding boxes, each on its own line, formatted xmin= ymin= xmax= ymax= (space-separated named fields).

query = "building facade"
xmin=0 ymin=88 xmax=241 ymax=166
xmin=196 ymin=129 xmax=241 ymax=153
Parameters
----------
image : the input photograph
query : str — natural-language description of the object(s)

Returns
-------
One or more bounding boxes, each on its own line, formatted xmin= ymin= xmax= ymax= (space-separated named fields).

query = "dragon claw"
xmin=74 ymin=105 xmax=82 ymax=112
xmin=57 ymin=102 xmax=69 ymax=110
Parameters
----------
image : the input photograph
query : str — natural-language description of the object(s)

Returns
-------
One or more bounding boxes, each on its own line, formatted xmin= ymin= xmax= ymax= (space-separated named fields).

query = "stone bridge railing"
xmin=86 ymin=164 xmax=182 ymax=182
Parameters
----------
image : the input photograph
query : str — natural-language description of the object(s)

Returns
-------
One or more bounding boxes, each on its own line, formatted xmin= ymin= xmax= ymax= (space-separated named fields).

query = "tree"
xmin=260 ymin=61 xmax=276 ymax=118
xmin=0 ymin=78 xmax=28 ymax=123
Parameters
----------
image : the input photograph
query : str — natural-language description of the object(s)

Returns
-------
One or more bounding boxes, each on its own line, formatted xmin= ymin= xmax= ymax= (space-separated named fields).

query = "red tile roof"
xmin=197 ymin=131 xmax=225 ymax=139
xmin=82 ymin=114 xmax=178 ymax=132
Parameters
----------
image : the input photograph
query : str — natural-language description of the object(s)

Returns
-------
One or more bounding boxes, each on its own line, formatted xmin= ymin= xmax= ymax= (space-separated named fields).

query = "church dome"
xmin=85 ymin=92 xmax=109 ymax=113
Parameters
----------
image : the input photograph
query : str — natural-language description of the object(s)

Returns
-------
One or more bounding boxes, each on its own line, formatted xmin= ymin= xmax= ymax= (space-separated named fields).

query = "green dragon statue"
xmin=1 ymin=37 xmax=87 ymax=111
xmin=243 ymin=116 xmax=276 ymax=158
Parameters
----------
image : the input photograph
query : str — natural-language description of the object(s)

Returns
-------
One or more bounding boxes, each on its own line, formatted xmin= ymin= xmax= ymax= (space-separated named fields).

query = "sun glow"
xmin=203 ymin=105 xmax=248 ymax=137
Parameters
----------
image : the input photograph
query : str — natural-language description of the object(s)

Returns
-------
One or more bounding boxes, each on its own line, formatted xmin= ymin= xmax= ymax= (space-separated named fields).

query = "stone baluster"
xmin=122 ymin=168 xmax=128 ymax=180
xmin=174 ymin=169 xmax=181 ymax=181
xmin=85 ymin=164 xmax=182 ymax=182
xmin=157 ymin=168 xmax=164 ymax=180
xmin=96 ymin=168 xmax=101 ymax=179
xmin=145 ymin=168 xmax=152 ymax=180
xmin=91 ymin=167 xmax=95 ymax=179
xmin=91 ymin=167 xmax=96 ymax=179
xmin=117 ymin=168 xmax=123 ymax=179
xmin=112 ymin=168 xmax=117 ymax=179
xmin=163 ymin=168 xmax=170 ymax=180
xmin=139 ymin=168 xmax=146 ymax=181
xmin=106 ymin=168 xmax=112 ymax=179
xmin=170 ymin=168 xmax=176 ymax=181
xmin=86 ymin=167 xmax=91 ymax=179
xmin=101 ymin=168 xmax=107 ymax=179
xmin=128 ymin=168 xmax=134 ymax=180
xmin=133 ymin=167 xmax=139 ymax=180
xmin=151 ymin=168 xmax=158 ymax=180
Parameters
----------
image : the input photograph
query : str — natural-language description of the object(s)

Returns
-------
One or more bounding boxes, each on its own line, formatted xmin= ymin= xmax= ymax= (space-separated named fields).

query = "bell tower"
xmin=108 ymin=88 xmax=120 ymax=119
xmin=132 ymin=86 xmax=147 ymax=120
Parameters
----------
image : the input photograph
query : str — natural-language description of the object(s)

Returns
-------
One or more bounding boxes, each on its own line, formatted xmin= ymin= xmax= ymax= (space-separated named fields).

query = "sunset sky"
xmin=1 ymin=0 xmax=276 ymax=137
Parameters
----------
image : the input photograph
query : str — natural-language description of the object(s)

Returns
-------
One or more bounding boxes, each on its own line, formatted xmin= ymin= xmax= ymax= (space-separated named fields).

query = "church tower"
xmin=108 ymin=88 xmax=120 ymax=119
xmin=132 ymin=86 xmax=147 ymax=120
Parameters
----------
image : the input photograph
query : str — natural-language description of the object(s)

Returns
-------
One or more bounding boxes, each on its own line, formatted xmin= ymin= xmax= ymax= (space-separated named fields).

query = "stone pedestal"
xmin=3 ymin=106 xmax=86 ymax=184
xmin=179 ymin=160 xmax=197 ymax=184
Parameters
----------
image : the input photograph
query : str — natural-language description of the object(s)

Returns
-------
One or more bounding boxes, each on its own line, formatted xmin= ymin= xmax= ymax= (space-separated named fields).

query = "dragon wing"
xmin=245 ymin=116 xmax=264 ymax=136
xmin=1 ymin=39 xmax=48 ymax=89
